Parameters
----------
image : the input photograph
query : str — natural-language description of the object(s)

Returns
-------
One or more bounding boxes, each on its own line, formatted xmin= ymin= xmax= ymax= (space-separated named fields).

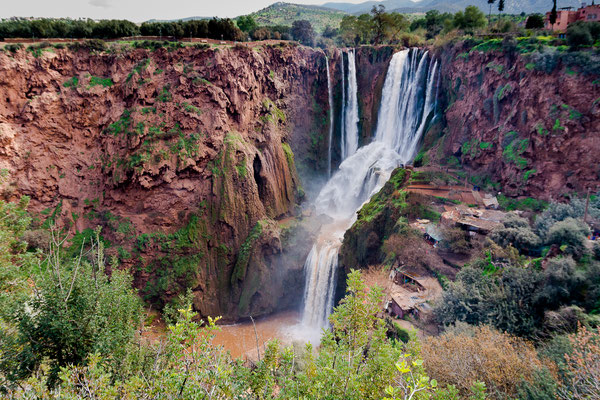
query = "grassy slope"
xmin=248 ymin=2 xmax=348 ymax=33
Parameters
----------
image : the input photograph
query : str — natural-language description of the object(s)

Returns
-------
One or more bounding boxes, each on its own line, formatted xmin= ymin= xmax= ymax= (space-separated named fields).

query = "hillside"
xmin=322 ymin=0 xmax=582 ymax=15
xmin=249 ymin=2 xmax=348 ymax=33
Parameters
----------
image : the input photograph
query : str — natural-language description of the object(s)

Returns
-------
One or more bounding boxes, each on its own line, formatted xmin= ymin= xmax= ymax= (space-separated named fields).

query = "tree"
xmin=536 ymin=257 xmax=585 ymax=310
xmin=322 ymin=25 xmax=338 ymax=38
xmin=452 ymin=6 xmax=487 ymax=32
xmin=526 ymin=14 xmax=545 ymax=29
xmin=567 ymin=21 xmax=594 ymax=48
xmin=236 ymin=15 xmax=257 ymax=33
xmin=490 ymin=213 xmax=541 ymax=254
xmin=384 ymin=12 xmax=410 ymax=42
xmin=550 ymin=0 xmax=558 ymax=27
xmin=546 ymin=218 xmax=590 ymax=259
xmin=291 ymin=20 xmax=315 ymax=46
xmin=488 ymin=0 xmax=495 ymax=22
xmin=498 ymin=0 xmax=505 ymax=13
xmin=371 ymin=5 xmax=387 ymax=44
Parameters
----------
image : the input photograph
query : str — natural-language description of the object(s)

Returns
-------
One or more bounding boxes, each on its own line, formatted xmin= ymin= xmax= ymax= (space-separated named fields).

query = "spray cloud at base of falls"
xmin=298 ymin=48 xmax=439 ymax=336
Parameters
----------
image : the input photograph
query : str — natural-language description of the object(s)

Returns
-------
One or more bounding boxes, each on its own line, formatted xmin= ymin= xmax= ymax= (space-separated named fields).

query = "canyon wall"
xmin=0 ymin=43 xmax=338 ymax=321
xmin=432 ymin=43 xmax=600 ymax=198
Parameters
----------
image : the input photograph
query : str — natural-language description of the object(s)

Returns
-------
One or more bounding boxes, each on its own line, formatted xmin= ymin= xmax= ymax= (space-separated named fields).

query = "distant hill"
xmin=248 ymin=2 xmax=348 ymax=33
xmin=321 ymin=0 xmax=584 ymax=15
xmin=145 ymin=16 xmax=211 ymax=23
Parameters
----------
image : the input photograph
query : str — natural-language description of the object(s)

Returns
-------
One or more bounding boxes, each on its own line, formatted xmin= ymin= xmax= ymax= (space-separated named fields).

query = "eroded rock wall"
xmin=436 ymin=44 xmax=600 ymax=198
xmin=0 ymin=44 xmax=330 ymax=321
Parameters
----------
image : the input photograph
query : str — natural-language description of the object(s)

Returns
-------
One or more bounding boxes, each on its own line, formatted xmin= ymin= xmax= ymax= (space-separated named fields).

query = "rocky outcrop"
xmin=434 ymin=43 xmax=600 ymax=198
xmin=0 ymin=43 xmax=331 ymax=321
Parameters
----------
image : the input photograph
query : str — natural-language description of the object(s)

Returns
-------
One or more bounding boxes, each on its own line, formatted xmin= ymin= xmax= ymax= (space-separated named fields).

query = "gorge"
xmin=0 ymin=40 xmax=598 ymax=333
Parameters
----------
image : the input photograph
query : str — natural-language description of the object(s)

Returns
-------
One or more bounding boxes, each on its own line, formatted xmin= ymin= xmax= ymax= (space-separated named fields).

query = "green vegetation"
xmin=0 ymin=17 xmax=242 ymax=41
xmin=231 ymin=221 xmax=263 ymax=284
xmin=523 ymin=168 xmax=536 ymax=182
xmin=88 ymin=76 xmax=113 ymax=88
xmin=0 ymin=196 xmax=598 ymax=399
xmin=498 ymin=194 xmax=548 ymax=212
xmin=502 ymin=132 xmax=528 ymax=169
xmin=62 ymin=76 xmax=78 ymax=89
xmin=249 ymin=3 xmax=346 ymax=34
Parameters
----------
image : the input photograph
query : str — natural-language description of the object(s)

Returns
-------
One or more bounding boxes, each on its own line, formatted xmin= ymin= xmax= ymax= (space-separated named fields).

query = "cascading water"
xmin=340 ymin=49 xmax=359 ymax=161
xmin=300 ymin=48 xmax=439 ymax=335
xmin=326 ymin=57 xmax=334 ymax=178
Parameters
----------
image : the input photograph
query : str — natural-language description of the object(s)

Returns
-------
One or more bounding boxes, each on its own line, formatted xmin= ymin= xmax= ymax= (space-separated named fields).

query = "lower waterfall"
xmin=299 ymin=48 xmax=439 ymax=334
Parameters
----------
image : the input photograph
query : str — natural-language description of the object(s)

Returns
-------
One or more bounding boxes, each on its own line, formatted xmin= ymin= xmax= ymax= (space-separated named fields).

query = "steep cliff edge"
xmin=432 ymin=43 xmax=600 ymax=198
xmin=0 ymin=43 xmax=332 ymax=320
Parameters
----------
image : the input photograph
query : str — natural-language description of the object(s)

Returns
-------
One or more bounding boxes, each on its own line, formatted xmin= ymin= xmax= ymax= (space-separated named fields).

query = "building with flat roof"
xmin=546 ymin=3 xmax=600 ymax=31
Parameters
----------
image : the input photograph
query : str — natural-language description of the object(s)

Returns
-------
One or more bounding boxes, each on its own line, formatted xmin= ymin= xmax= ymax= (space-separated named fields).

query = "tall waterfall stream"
xmin=299 ymin=48 xmax=439 ymax=338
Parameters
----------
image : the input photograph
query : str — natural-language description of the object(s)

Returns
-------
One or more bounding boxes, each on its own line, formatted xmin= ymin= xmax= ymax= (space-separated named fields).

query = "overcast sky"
xmin=1 ymin=0 xmax=371 ymax=21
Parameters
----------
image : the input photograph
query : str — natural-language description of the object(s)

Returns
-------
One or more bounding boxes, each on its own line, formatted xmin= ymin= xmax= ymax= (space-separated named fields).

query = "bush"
xmin=68 ymin=39 xmax=106 ymax=52
xmin=536 ymin=257 xmax=585 ymax=309
xmin=440 ymin=226 xmax=471 ymax=254
xmin=525 ymin=14 xmax=545 ymax=30
xmin=528 ymin=47 xmax=560 ymax=74
xmin=490 ymin=213 xmax=541 ymax=253
xmin=0 ymin=229 xmax=142 ymax=387
xmin=422 ymin=324 xmax=552 ymax=398
xmin=546 ymin=218 xmax=590 ymax=259
xmin=594 ymin=242 xmax=600 ymax=260
xmin=5 ymin=43 xmax=23 ymax=53
xmin=560 ymin=325 xmax=600 ymax=399
xmin=435 ymin=265 xmax=543 ymax=336
xmin=535 ymin=195 xmax=600 ymax=239
xmin=567 ymin=21 xmax=600 ymax=49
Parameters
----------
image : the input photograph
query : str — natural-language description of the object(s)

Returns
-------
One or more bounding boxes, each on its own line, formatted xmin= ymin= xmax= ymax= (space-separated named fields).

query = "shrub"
xmin=525 ymin=14 xmax=545 ymax=30
xmin=567 ymin=22 xmax=593 ymax=48
xmin=5 ymin=43 xmax=23 ymax=53
xmin=535 ymin=195 xmax=600 ymax=239
xmin=21 ymin=229 xmax=51 ymax=251
xmin=536 ymin=257 xmax=585 ymax=309
xmin=490 ymin=214 xmax=541 ymax=253
xmin=559 ymin=325 xmax=600 ymax=399
xmin=440 ymin=226 xmax=471 ymax=254
xmin=422 ymin=324 xmax=552 ymax=398
xmin=434 ymin=265 xmax=543 ymax=336
xmin=594 ymin=242 xmax=600 ymax=260
xmin=68 ymin=39 xmax=106 ymax=52
xmin=529 ymin=47 xmax=559 ymax=73
xmin=546 ymin=217 xmax=590 ymax=259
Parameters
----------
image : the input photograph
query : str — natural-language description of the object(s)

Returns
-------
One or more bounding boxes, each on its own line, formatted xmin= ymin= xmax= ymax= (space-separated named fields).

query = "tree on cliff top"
xmin=452 ymin=6 xmax=487 ymax=32
xmin=236 ymin=15 xmax=258 ymax=33
xmin=291 ymin=19 xmax=315 ymax=46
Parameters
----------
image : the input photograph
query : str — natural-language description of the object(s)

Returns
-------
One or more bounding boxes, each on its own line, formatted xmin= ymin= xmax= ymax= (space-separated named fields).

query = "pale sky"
xmin=1 ymin=0 xmax=370 ymax=21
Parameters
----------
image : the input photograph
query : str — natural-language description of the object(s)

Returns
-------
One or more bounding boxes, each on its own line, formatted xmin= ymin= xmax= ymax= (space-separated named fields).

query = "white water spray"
xmin=326 ymin=57 xmax=334 ymax=178
xmin=299 ymin=48 xmax=439 ymax=335
xmin=341 ymin=49 xmax=359 ymax=161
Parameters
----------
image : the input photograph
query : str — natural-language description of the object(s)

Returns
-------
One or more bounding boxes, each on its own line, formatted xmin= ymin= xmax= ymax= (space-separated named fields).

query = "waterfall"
xmin=300 ymin=48 xmax=438 ymax=334
xmin=341 ymin=49 xmax=359 ymax=161
xmin=326 ymin=57 xmax=334 ymax=178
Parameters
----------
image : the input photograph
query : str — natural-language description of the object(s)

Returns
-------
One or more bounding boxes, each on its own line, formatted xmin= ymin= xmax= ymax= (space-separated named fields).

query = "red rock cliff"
xmin=0 ymin=43 xmax=333 ymax=320
xmin=436 ymin=45 xmax=600 ymax=198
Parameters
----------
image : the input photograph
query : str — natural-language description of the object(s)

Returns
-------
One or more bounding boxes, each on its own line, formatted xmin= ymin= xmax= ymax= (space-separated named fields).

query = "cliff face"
xmin=0 ymin=43 xmax=331 ymax=320
xmin=436 ymin=45 xmax=600 ymax=198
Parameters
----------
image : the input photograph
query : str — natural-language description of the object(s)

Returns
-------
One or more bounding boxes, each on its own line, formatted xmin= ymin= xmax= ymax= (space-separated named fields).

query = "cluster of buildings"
xmin=545 ymin=2 xmax=600 ymax=31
